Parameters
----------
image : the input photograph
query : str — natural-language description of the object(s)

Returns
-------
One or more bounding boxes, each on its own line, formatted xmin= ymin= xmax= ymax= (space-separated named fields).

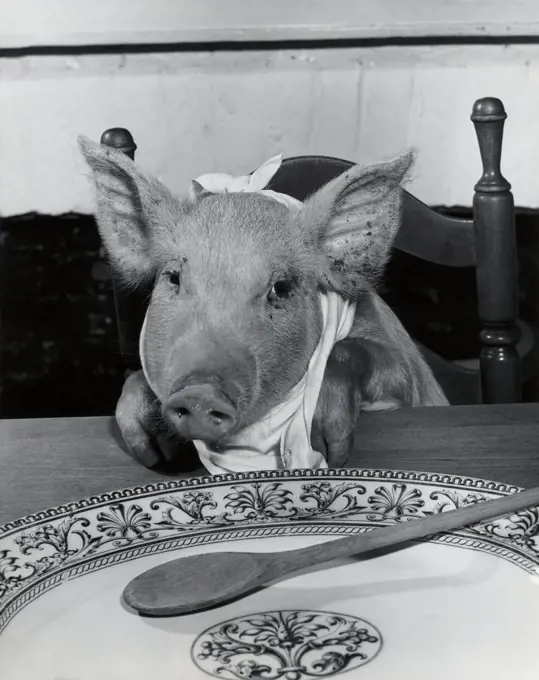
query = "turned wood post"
xmin=100 ymin=128 xmax=142 ymax=376
xmin=471 ymin=97 xmax=521 ymax=403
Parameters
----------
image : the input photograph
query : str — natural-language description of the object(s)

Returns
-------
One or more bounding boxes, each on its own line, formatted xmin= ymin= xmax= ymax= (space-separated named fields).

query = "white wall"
xmin=2 ymin=44 xmax=539 ymax=217
xmin=2 ymin=2 xmax=539 ymax=216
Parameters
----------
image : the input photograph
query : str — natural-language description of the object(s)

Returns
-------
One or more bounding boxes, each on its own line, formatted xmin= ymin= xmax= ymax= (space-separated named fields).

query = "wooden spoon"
xmin=123 ymin=485 xmax=539 ymax=617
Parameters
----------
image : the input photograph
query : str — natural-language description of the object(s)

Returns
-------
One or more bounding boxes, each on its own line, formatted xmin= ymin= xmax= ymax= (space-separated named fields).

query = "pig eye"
xmin=268 ymin=279 xmax=294 ymax=302
xmin=165 ymin=270 xmax=181 ymax=288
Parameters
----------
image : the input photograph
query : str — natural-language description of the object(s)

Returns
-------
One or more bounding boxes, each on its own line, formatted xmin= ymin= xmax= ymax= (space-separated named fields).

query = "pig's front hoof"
xmin=326 ymin=435 xmax=354 ymax=469
xmin=164 ymin=384 xmax=237 ymax=440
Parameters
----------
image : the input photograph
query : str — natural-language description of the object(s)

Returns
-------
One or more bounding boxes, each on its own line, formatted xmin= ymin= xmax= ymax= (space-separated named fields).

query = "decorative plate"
xmin=1 ymin=468 xmax=538 ymax=680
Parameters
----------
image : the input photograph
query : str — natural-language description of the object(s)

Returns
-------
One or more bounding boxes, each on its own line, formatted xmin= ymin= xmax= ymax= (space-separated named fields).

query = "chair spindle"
xmin=471 ymin=97 xmax=521 ymax=403
xmin=100 ymin=127 xmax=141 ymax=376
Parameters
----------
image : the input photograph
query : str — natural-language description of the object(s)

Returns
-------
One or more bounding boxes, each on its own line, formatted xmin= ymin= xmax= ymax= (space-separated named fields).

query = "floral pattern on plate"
xmin=191 ymin=609 xmax=382 ymax=679
xmin=1 ymin=468 xmax=538 ymax=636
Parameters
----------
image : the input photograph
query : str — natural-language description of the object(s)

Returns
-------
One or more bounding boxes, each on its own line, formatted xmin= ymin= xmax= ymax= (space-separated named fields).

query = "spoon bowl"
xmin=124 ymin=552 xmax=268 ymax=616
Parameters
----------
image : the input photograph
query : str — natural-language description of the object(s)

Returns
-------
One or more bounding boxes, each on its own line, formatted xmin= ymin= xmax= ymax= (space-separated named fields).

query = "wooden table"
xmin=1 ymin=403 xmax=539 ymax=525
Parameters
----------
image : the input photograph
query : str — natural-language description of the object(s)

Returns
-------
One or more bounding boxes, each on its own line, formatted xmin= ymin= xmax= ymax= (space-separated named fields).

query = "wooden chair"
xmin=100 ymin=97 xmax=532 ymax=405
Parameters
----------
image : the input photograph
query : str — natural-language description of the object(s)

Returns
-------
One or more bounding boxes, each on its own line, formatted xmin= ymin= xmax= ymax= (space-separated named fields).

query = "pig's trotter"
xmin=310 ymin=421 xmax=328 ymax=459
xmin=115 ymin=370 xmax=173 ymax=468
xmin=313 ymin=354 xmax=357 ymax=469
xmin=310 ymin=423 xmax=353 ymax=468
xmin=325 ymin=435 xmax=354 ymax=468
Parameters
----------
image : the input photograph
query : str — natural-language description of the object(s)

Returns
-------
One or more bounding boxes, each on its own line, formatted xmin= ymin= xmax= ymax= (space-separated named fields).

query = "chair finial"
xmin=471 ymin=97 xmax=507 ymax=122
xmin=471 ymin=97 xmax=510 ymax=193
xmin=100 ymin=128 xmax=137 ymax=160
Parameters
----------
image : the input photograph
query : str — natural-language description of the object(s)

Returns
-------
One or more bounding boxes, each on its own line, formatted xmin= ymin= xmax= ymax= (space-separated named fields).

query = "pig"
xmin=79 ymin=137 xmax=448 ymax=472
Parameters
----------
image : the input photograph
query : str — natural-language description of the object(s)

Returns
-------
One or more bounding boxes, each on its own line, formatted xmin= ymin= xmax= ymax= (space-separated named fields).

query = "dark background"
xmin=0 ymin=208 xmax=538 ymax=419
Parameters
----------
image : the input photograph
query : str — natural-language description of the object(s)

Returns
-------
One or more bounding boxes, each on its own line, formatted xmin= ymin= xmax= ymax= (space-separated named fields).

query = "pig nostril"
xmin=208 ymin=409 xmax=230 ymax=421
xmin=167 ymin=386 xmax=237 ymax=438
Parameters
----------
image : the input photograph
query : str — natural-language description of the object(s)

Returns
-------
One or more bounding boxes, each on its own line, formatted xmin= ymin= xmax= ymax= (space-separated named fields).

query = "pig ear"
xmin=78 ymin=135 xmax=180 ymax=285
xmin=188 ymin=179 xmax=213 ymax=203
xmin=300 ymin=152 xmax=415 ymax=293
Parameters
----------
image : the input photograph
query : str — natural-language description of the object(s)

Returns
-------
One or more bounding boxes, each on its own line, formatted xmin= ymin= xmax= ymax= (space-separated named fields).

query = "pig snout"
xmin=165 ymin=384 xmax=238 ymax=440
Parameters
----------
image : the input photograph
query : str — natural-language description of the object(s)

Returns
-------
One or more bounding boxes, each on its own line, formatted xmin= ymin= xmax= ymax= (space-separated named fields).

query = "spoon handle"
xmin=271 ymin=485 xmax=539 ymax=577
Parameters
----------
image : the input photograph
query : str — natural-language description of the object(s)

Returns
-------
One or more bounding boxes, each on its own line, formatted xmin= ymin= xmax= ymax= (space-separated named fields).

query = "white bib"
xmin=139 ymin=155 xmax=357 ymax=474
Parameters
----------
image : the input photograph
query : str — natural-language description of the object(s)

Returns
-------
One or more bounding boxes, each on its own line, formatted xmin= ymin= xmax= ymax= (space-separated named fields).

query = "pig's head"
xmin=79 ymin=137 xmax=413 ymax=442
